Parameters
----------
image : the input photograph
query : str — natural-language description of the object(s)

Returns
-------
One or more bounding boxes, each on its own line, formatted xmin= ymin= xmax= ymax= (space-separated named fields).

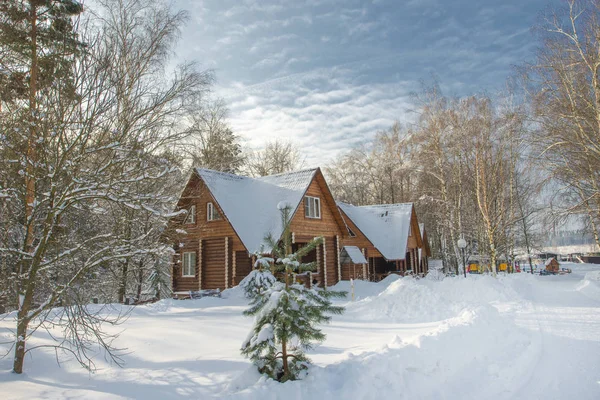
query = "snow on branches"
xmin=240 ymin=204 xmax=346 ymax=382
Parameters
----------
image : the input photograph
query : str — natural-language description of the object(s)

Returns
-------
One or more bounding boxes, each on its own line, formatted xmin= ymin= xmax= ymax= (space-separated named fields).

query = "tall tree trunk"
xmin=281 ymin=331 xmax=289 ymax=379
xmin=136 ymin=260 xmax=143 ymax=301
xmin=118 ymin=260 xmax=129 ymax=303
xmin=14 ymin=1 xmax=38 ymax=375
xmin=12 ymin=310 xmax=29 ymax=374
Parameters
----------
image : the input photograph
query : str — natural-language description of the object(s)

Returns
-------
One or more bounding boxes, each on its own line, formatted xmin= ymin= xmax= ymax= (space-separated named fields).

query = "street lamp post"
xmin=458 ymin=238 xmax=467 ymax=278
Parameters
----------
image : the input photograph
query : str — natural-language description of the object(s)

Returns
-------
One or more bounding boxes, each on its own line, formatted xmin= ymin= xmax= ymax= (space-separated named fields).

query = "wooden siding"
xmin=287 ymin=173 xmax=345 ymax=288
xmin=234 ymin=251 xmax=253 ymax=285
xmin=325 ymin=236 xmax=338 ymax=286
xmin=289 ymin=177 xmax=344 ymax=239
xmin=341 ymin=263 xmax=367 ymax=280
xmin=202 ymin=237 xmax=226 ymax=290
xmin=172 ymin=242 xmax=199 ymax=292
xmin=171 ymin=174 xmax=246 ymax=292
xmin=174 ymin=174 xmax=246 ymax=252
xmin=407 ymin=209 xmax=423 ymax=251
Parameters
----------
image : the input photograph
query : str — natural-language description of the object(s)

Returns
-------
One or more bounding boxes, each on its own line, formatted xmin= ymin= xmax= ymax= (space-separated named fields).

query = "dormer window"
xmin=184 ymin=205 xmax=196 ymax=224
xmin=207 ymin=202 xmax=221 ymax=221
xmin=304 ymin=196 xmax=321 ymax=219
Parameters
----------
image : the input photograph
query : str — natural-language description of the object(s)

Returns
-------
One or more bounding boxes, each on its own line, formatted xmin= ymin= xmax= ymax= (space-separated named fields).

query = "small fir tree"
xmin=241 ymin=203 xmax=346 ymax=382
xmin=239 ymin=251 xmax=277 ymax=299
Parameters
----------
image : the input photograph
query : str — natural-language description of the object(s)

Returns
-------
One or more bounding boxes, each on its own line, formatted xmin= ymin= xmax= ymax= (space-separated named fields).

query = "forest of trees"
xmin=0 ymin=0 xmax=599 ymax=375
xmin=326 ymin=0 xmax=600 ymax=274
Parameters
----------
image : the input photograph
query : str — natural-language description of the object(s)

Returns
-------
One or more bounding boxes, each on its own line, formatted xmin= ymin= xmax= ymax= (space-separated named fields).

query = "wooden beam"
xmin=336 ymin=235 xmax=341 ymax=282
xmin=316 ymin=239 xmax=321 ymax=286
xmin=198 ymin=240 xmax=203 ymax=290
xmin=362 ymin=248 xmax=367 ymax=280
xmin=232 ymin=250 xmax=237 ymax=286
xmin=323 ymin=237 xmax=328 ymax=288
xmin=224 ymin=237 xmax=229 ymax=289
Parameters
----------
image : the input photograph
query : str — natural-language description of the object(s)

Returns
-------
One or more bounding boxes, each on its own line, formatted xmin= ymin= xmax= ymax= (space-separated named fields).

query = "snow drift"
xmin=0 ymin=263 xmax=599 ymax=399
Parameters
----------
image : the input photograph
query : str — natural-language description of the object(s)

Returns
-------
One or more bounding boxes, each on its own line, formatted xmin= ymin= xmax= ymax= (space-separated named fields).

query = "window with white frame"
xmin=207 ymin=202 xmax=221 ymax=221
xmin=182 ymin=252 xmax=196 ymax=277
xmin=304 ymin=196 xmax=321 ymax=219
xmin=184 ymin=205 xmax=196 ymax=224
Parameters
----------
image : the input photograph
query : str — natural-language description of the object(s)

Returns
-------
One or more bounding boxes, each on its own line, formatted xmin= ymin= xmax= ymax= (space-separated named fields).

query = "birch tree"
xmin=523 ymin=0 xmax=600 ymax=246
xmin=245 ymin=139 xmax=303 ymax=177
xmin=0 ymin=0 xmax=212 ymax=373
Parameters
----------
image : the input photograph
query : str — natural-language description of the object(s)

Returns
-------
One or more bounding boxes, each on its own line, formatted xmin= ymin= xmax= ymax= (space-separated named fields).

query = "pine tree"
xmin=0 ymin=0 xmax=84 ymax=375
xmin=239 ymin=252 xmax=277 ymax=299
xmin=241 ymin=204 xmax=346 ymax=382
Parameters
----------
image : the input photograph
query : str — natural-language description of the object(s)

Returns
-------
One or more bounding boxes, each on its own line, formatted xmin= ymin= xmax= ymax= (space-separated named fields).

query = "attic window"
xmin=207 ymin=202 xmax=221 ymax=221
xmin=409 ymin=223 xmax=412 ymax=236
xmin=184 ymin=205 xmax=196 ymax=224
xmin=347 ymin=227 xmax=356 ymax=237
xmin=304 ymin=196 xmax=321 ymax=219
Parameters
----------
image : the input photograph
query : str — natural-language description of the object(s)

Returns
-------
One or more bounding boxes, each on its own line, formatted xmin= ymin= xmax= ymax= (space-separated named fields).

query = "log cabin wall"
xmin=289 ymin=175 xmax=344 ymax=287
xmin=171 ymin=174 xmax=246 ymax=292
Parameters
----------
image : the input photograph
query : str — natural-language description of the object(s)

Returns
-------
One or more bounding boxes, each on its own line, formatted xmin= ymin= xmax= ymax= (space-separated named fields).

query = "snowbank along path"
xmin=0 ymin=263 xmax=599 ymax=399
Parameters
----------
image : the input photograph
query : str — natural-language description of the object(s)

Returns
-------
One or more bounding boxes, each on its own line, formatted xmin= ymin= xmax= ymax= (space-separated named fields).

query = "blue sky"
xmin=173 ymin=0 xmax=561 ymax=166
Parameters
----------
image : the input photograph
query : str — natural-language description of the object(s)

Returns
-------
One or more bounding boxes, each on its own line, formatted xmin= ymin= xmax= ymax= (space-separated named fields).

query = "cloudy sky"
xmin=173 ymin=0 xmax=561 ymax=166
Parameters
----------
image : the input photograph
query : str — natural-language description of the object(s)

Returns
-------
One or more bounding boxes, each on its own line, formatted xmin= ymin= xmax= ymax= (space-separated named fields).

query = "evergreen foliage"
xmin=239 ymin=252 xmax=276 ymax=299
xmin=241 ymin=204 xmax=346 ymax=382
xmin=0 ymin=0 xmax=84 ymax=104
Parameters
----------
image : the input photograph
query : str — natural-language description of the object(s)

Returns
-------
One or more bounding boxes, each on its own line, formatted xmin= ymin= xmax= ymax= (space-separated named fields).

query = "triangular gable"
xmin=195 ymin=168 xmax=315 ymax=253
xmin=338 ymin=202 xmax=416 ymax=260
xmin=419 ymin=223 xmax=431 ymax=257
xmin=262 ymin=168 xmax=348 ymax=238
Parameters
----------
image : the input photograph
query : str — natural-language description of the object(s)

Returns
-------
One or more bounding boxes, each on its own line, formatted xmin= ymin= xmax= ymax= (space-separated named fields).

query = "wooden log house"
xmin=169 ymin=168 xmax=348 ymax=295
xmin=338 ymin=202 xmax=427 ymax=280
xmin=169 ymin=167 xmax=430 ymax=294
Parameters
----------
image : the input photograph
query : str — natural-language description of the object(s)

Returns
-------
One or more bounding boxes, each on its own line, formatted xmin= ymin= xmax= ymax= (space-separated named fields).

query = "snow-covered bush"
xmin=240 ymin=204 xmax=346 ymax=382
xmin=239 ymin=254 xmax=277 ymax=299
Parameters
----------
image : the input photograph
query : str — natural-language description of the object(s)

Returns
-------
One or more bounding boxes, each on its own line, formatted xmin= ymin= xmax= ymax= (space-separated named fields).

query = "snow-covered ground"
xmin=1 ymin=263 xmax=599 ymax=399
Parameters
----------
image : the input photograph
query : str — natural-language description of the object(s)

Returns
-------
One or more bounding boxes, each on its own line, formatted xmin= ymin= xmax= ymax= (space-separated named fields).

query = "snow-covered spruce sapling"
xmin=241 ymin=204 xmax=346 ymax=382
xmin=239 ymin=252 xmax=277 ymax=299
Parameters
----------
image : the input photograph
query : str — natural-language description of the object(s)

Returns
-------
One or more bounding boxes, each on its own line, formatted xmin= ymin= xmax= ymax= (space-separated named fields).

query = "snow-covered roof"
xmin=545 ymin=258 xmax=556 ymax=266
xmin=257 ymin=168 xmax=317 ymax=191
xmin=338 ymin=202 xmax=414 ymax=260
xmin=340 ymin=246 xmax=368 ymax=264
xmin=195 ymin=168 xmax=316 ymax=253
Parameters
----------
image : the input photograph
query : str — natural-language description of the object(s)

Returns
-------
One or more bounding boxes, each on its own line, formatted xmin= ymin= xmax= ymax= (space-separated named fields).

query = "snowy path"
xmin=0 ymin=264 xmax=599 ymax=399
xmin=511 ymin=269 xmax=600 ymax=399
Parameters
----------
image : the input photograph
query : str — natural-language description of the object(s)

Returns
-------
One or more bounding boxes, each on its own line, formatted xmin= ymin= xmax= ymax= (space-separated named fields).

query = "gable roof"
xmin=194 ymin=168 xmax=317 ymax=253
xmin=340 ymin=246 xmax=368 ymax=264
xmin=338 ymin=202 xmax=414 ymax=260
xmin=257 ymin=168 xmax=317 ymax=191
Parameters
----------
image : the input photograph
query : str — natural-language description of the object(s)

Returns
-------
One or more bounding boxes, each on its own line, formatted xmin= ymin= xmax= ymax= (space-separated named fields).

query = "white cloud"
xmin=221 ymin=68 xmax=416 ymax=166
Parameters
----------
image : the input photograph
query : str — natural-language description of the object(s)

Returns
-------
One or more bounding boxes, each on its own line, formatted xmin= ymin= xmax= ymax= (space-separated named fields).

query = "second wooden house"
xmin=337 ymin=202 xmax=427 ymax=281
